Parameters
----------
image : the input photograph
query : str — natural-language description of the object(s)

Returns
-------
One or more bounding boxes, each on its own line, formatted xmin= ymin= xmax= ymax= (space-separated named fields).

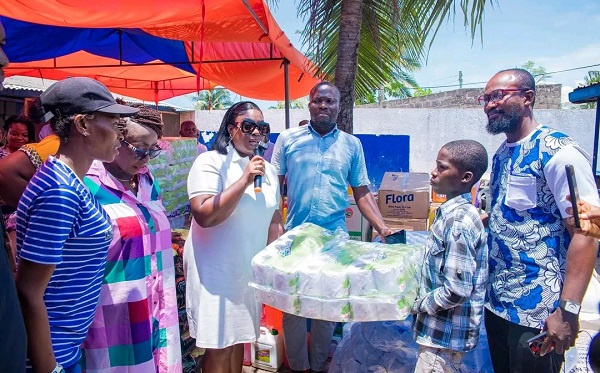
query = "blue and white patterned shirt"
xmin=17 ymin=156 xmax=112 ymax=368
xmin=486 ymin=125 xmax=600 ymax=328
xmin=413 ymin=193 xmax=488 ymax=352
xmin=271 ymin=124 xmax=370 ymax=231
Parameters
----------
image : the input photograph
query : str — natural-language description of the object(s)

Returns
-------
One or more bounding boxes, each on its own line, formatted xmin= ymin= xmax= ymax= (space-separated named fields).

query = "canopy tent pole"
xmin=594 ymin=98 xmax=600 ymax=173
xmin=118 ymin=29 xmax=123 ymax=65
xmin=569 ymin=84 xmax=600 ymax=174
xmin=4 ymin=57 xmax=287 ymax=70
xmin=284 ymin=58 xmax=290 ymax=129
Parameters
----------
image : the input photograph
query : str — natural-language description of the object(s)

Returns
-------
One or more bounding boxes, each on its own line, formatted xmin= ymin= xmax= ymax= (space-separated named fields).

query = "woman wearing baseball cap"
xmin=15 ymin=77 xmax=138 ymax=373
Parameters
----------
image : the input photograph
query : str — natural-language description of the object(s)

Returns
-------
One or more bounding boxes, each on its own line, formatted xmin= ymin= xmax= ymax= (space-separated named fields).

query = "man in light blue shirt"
xmin=271 ymin=82 xmax=390 ymax=372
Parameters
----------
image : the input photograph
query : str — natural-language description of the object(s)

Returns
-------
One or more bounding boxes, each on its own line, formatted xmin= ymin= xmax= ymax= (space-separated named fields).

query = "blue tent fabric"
xmin=1 ymin=16 xmax=195 ymax=74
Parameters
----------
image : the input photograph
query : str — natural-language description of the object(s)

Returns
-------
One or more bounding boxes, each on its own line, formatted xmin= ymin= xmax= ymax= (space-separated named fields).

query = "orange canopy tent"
xmin=1 ymin=0 xmax=319 ymax=125
xmin=4 ymin=51 xmax=217 ymax=102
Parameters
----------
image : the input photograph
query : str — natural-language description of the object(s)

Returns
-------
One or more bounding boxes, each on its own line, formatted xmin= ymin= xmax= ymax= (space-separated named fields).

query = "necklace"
xmin=113 ymin=173 xmax=138 ymax=190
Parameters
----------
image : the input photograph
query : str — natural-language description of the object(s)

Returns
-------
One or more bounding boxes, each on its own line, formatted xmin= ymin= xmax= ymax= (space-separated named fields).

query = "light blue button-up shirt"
xmin=271 ymin=124 xmax=370 ymax=231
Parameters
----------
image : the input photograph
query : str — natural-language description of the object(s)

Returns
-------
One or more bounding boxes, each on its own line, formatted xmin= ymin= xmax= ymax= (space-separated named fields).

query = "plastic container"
xmin=243 ymin=343 xmax=252 ymax=366
xmin=251 ymin=326 xmax=283 ymax=372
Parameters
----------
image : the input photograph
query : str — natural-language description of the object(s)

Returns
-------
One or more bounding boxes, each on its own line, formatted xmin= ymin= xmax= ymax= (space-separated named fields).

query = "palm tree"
xmin=191 ymin=88 xmax=233 ymax=110
xmin=272 ymin=0 xmax=491 ymax=133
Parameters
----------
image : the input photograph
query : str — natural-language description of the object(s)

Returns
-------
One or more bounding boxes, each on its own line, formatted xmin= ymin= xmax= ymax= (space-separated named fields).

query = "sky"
xmin=166 ymin=0 xmax=600 ymax=109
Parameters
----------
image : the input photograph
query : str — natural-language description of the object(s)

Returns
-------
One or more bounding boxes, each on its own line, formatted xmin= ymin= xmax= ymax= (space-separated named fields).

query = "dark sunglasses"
xmin=235 ymin=118 xmax=270 ymax=136
xmin=122 ymin=140 xmax=162 ymax=160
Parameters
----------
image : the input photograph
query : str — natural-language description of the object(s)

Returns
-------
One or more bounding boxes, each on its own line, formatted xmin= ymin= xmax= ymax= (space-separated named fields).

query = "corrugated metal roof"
xmin=2 ymin=76 xmax=53 ymax=92
xmin=1 ymin=76 xmax=193 ymax=112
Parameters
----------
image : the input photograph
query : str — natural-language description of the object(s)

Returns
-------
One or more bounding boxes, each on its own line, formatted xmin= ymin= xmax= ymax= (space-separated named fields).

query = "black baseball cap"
xmin=40 ymin=77 xmax=138 ymax=119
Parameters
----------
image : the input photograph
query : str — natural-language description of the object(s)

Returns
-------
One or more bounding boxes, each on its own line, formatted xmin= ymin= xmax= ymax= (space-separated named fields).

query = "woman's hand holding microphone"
xmin=242 ymin=156 xmax=265 ymax=187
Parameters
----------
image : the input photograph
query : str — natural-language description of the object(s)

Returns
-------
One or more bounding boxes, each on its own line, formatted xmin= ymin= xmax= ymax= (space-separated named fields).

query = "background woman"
xmin=184 ymin=101 xmax=283 ymax=373
xmin=0 ymin=115 xmax=35 ymax=265
xmin=81 ymin=105 xmax=182 ymax=371
xmin=15 ymin=77 xmax=138 ymax=373
xmin=0 ymin=115 xmax=35 ymax=157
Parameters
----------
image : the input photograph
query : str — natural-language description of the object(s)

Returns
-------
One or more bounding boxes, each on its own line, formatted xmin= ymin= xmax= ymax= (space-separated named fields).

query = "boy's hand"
xmin=480 ymin=213 xmax=489 ymax=228
xmin=410 ymin=298 xmax=421 ymax=314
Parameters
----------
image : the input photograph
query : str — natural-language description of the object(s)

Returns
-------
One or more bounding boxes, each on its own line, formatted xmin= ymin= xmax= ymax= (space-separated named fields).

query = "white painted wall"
xmin=195 ymin=108 xmax=597 ymax=173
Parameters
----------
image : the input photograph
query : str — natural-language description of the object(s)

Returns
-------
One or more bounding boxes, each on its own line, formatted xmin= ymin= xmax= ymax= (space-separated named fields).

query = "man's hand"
xmin=541 ymin=307 xmax=579 ymax=355
xmin=566 ymin=196 xmax=600 ymax=239
xmin=377 ymin=226 xmax=393 ymax=243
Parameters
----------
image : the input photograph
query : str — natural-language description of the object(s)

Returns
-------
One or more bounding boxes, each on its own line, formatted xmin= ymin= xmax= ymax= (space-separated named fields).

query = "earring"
xmin=83 ymin=132 xmax=89 ymax=137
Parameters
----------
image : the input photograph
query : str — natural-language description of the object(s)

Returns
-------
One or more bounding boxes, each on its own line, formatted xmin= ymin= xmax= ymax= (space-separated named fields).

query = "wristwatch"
xmin=559 ymin=299 xmax=581 ymax=316
xmin=50 ymin=363 xmax=65 ymax=373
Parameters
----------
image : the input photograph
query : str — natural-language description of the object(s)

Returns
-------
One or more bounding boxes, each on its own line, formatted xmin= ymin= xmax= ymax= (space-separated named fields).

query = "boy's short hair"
xmin=443 ymin=140 xmax=488 ymax=186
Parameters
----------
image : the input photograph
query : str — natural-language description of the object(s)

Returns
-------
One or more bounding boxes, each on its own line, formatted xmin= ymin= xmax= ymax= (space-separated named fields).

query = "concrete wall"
xmin=195 ymin=108 xmax=597 ymax=174
xmin=359 ymin=84 xmax=562 ymax=110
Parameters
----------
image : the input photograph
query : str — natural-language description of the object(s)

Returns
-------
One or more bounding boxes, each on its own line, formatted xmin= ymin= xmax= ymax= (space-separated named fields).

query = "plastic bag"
xmin=329 ymin=317 xmax=494 ymax=373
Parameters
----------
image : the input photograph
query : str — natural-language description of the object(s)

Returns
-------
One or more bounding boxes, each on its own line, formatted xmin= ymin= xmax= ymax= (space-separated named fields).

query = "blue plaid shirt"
xmin=412 ymin=193 xmax=488 ymax=352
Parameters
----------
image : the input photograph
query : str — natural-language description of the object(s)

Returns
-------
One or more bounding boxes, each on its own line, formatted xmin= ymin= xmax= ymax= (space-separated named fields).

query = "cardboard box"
xmin=432 ymin=191 xmax=447 ymax=203
xmin=371 ymin=218 xmax=428 ymax=241
xmin=428 ymin=203 xmax=443 ymax=229
xmin=384 ymin=218 xmax=428 ymax=232
xmin=378 ymin=172 xmax=430 ymax=219
xmin=345 ymin=197 xmax=369 ymax=241
xmin=431 ymin=184 xmax=479 ymax=205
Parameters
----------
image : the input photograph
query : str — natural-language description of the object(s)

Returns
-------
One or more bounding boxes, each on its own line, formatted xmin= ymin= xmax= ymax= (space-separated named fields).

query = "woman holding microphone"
xmin=184 ymin=101 xmax=283 ymax=373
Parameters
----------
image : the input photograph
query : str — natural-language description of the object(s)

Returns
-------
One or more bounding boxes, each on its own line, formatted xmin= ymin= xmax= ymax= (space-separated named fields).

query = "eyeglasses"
xmin=235 ymin=118 xmax=270 ymax=136
xmin=122 ymin=140 xmax=162 ymax=160
xmin=478 ymin=89 xmax=530 ymax=106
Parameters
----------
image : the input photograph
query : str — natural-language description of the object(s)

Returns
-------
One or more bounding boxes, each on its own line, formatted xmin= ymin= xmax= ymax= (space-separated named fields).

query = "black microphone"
xmin=253 ymin=143 xmax=267 ymax=193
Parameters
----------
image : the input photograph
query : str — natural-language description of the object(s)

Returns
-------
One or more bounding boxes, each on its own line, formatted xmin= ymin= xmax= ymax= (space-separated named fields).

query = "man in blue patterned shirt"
xmin=483 ymin=68 xmax=600 ymax=372
xmin=411 ymin=140 xmax=489 ymax=372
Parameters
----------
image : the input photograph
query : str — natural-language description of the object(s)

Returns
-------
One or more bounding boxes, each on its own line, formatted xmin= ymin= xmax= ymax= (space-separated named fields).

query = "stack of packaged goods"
xmin=147 ymin=137 xmax=198 ymax=228
xmin=250 ymin=223 xmax=424 ymax=322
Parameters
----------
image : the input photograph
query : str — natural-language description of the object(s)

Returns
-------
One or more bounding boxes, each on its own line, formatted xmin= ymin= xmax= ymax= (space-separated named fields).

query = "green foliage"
xmin=413 ymin=87 xmax=433 ymax=97
xmin=401 ymin=0 xmax=493 ymax=49
xmin=520 ymin=60 xmax=552 ymax=83
xmin=268 ymin=97 xmax=308 ymax=109
xmin=355 ymin=77 xmax=423 ymax=105
xmin=584 ymin=71 xmax=600 ymax=86
xmin=191 ymin=88 xmax=233 ymax=110
xmin=579 ymin=71 xmax=600 ymax=109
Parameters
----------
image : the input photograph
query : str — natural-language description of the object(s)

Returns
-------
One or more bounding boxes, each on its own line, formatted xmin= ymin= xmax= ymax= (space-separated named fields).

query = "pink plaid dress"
xmin=81 ymin=161 xmax=181 ymax=372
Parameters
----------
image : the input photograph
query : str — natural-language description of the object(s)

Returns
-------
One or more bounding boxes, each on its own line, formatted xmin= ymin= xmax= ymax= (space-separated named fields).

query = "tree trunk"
xmin=334 ymin=0 xmax=363 ymax=134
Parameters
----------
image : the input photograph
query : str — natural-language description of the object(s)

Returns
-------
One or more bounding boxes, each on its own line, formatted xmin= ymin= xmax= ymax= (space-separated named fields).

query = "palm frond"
xmin=399 ymin=0 xmax=494 ymax=49
xmin=296 ymin=0 xmax=425 ymax=102
xmin=191 ymin=88 xmax=233 ymax=110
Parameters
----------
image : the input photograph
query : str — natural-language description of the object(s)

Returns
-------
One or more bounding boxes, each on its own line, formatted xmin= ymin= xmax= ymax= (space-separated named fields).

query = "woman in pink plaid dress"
xmin=81 ymin=105 xmax=181 ymax=372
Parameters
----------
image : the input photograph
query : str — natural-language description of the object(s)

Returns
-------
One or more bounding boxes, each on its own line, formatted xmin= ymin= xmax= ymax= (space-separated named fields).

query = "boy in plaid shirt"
xmin=411 ymin=140 xmax=489 ymax=373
